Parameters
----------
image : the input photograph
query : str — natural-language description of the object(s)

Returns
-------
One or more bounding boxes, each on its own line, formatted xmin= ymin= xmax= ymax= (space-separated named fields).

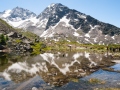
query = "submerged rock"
xmin=32 ymin=87 xmax=38 ymax=90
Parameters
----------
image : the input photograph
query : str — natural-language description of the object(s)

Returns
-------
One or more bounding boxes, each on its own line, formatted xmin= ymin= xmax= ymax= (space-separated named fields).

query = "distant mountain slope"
xmin=0 ymin=3 xmax=120 ymax=44
xmin=0 ymin=19 xmax=14 ymax=34
xmin=0 ymin=7 xmax=37 ymax=28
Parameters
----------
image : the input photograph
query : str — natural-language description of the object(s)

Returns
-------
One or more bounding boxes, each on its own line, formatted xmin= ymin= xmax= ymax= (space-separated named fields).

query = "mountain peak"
xmin=7 ymin=7 xmax=37 ymax=21
xmin=13 ymin=6 xmax=32 ymax=13
xmin=15 ymin=6 xmax=22 ymax=9
xmin=37 ymin=3 xmax=69 ymax=19
xmin=13 ymin=6 xmax=26 ymax=11
xmin=47 ymin=3 xmax=68 ymax=11
xmin=48 ymin=3 xmax=55 ymax=8
xmin=47 ymin=3 xmax=64 ymax=8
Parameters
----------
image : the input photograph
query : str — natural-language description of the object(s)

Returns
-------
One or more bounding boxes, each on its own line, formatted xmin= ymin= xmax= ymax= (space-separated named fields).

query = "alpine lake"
xmin=0 ymin=50 xmax=120 ymax=90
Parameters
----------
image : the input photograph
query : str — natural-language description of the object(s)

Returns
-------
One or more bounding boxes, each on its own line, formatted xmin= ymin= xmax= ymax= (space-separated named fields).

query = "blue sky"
xmin=0 ymin=0 xmax=120 ymax=27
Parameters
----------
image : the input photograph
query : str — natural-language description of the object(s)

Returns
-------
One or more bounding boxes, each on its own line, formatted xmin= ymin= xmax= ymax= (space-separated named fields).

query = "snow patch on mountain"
xmin=60 ymin=16 xmax=70 ymax=26
xmin=77 ymin=14 xmax=86 ymax=19
xmin=73 ymin=32 xmax=79 ymax=37
xmin=40 ymin=29 xmax=55 ymax=38
xmin=2 ymin=10 xmax=11 ymax=18
xmin=112 ymin=36 xmax=115 ymax=40
xmin=40 ymin=30 xmax=48 ymax=37
xmin=94 ymin=37 xmax=98 ymax=42
xmin=8 ymin=19 xmax=26 ymax=27
xmin=30 ymin=17 xmax=39 ymax=25
xmin=37 ymin=19 xmax=48 ymax=28
xmin=40 ymin=16 xmax=77 ymax=37
xmin=48 ymin=3 xmax=55 ymax=8
xmin=85 ymin=33 xmax=90 ymax=38
xmin=8 ymin=16 xmax=38 ymax=27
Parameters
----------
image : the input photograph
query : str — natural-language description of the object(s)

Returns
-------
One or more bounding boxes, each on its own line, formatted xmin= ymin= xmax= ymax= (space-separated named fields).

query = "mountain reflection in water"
xmin=0 ymin=52 xmax=115 ymax=87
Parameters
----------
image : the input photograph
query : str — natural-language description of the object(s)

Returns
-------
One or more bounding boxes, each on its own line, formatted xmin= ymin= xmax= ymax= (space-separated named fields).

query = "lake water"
xmin=0 ymin=51 xmax=120 ymax=90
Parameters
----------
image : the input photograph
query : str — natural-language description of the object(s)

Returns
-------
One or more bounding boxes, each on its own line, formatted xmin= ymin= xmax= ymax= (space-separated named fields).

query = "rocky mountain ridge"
xmin=0 ymin=3 xmax=120 ymax=44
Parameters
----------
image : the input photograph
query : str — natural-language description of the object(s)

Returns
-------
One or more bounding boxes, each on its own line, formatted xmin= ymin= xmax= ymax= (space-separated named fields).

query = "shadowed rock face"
xmin=0 ymin=45 xmax=5 ymax=50
xmin=0 ymin=52 xmax=115 ymax=86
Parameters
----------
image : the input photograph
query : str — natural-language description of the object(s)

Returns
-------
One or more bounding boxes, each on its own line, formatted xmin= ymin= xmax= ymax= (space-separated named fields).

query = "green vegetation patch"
xmin=31 ymin=42 xmax=49 ymax=55
xmin=15 ymin=39 xmax=22 ymax=43
xmin=0 ymin=34 xmax=9 ymax=45
xmin=88 ymin=78 xmax=106 ymax=84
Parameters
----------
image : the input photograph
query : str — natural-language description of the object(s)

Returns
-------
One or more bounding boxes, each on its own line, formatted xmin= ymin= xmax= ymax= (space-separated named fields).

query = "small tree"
xmin=6 ymin=35 xmax=9 ymax=41
xmin=0 ymin=34 xmax=6 ymax=45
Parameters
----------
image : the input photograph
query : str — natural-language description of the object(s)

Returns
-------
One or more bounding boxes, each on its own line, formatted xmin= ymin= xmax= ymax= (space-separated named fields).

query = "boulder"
xmin=0 ymin=44 xmax=5 ymax=50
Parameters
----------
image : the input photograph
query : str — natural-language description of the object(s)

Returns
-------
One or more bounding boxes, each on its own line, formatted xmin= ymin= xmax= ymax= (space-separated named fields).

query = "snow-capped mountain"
xmin=0 ymin=3 xmax=120 ymax=44
xmin=37 ymin=3 xmax=120 ymax=44
xmin=0 ymin=7 xmax=37 ymax=27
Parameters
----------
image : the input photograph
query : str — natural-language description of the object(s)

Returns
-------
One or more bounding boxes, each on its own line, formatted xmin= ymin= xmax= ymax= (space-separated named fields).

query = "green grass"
xmin=15 ymin=39 xmax=22 ymax=43
xmin=88 ymin=78 xmax=106 ymax=84
xmin=31 ymin=42 xmax=50 ymax=55
xmin=44 ymin=40 xmax=109 ymax=53
xmin=0 ymin=19 xmax=13 ymax=29
xmin=14 ymin=29 xmax=38 ymax=41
